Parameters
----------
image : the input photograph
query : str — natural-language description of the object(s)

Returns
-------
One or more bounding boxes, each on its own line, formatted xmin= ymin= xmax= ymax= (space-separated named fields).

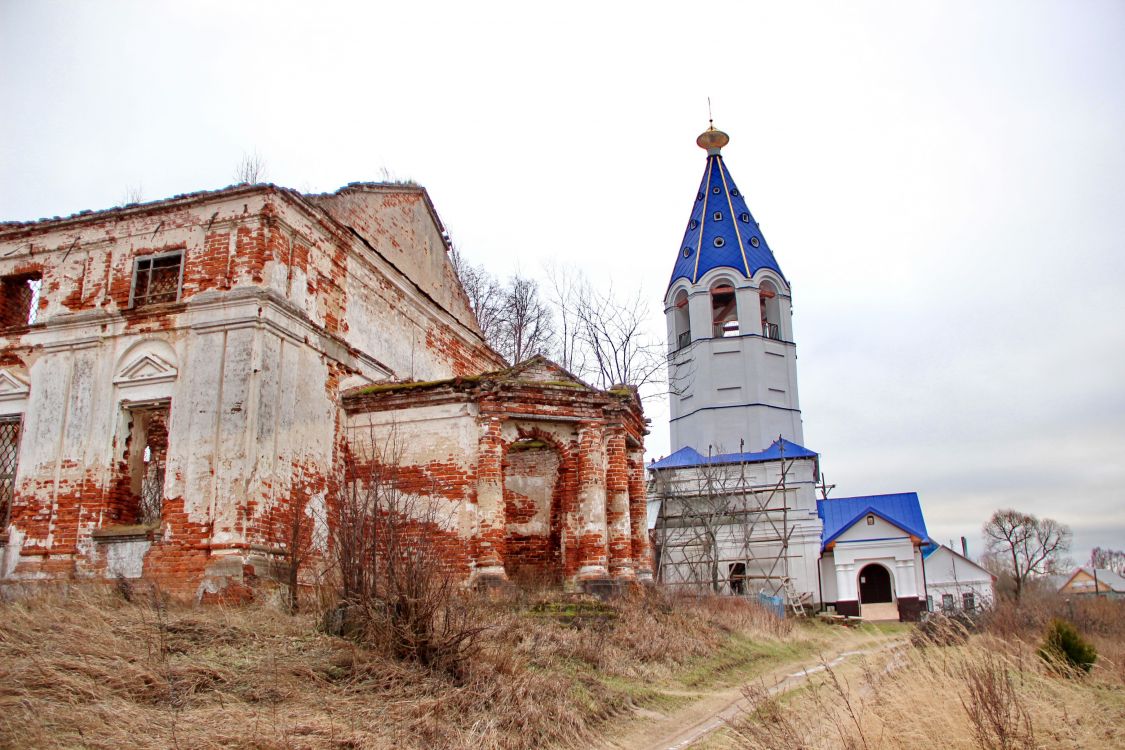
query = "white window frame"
xmin=129 ymin=250 xmax=185 ymax=308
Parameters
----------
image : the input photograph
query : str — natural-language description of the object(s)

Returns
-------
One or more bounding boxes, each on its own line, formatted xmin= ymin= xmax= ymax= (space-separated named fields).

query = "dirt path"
xmin=598 ymin=638 xmax=904 ymax=750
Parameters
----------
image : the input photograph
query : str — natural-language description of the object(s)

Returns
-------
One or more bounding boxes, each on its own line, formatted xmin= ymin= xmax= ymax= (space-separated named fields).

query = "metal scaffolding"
xmin=650 ymin=439 xmax=810 ymax=615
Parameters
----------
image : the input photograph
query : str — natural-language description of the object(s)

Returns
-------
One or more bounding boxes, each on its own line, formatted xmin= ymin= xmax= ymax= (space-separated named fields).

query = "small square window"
xmin=866 ymin=514 xmax=875 ymax=525
xmin=131 ymin=252 xmax=183 ymax=308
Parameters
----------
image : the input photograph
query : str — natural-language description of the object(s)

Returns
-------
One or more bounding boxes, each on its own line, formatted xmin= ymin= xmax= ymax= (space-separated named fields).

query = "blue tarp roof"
xmin=649 ymin=438 xmax=817 ymax=470
xmin=667 ymin=153 xmax=785 ymax=290
xmin=817 ymin=493 xmax=928 ymax=550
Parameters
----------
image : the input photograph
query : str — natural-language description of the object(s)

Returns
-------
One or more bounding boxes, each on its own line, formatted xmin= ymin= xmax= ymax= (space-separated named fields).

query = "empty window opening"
xmin=759 ymin=280 xmax=781 ymax=340
xmin=122 ymin=404 xmax=170 ymax=524
xmin=0 ymin=417 xmax=22 ymax=529
xmin=0 ymin=274 xmax=42 ymax=327
xmin=131 ymin=252 xmax=183 ymax=308
xmin=729 ymin=562 xmax=746 ymax=595
xmin=941 ymin=593 xmax=955 ymax=611
xmin=962 ymin=592 xmax=975 ymax=611
xmin=673 ymin=290 xmax=690 ymax=350
xmin=710 ymin=283 xmax=739 ymax=337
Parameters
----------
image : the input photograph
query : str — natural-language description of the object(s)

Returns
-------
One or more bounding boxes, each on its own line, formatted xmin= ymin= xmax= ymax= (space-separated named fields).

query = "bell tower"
xmin=666 ymin=126 xmax=804 ymax=454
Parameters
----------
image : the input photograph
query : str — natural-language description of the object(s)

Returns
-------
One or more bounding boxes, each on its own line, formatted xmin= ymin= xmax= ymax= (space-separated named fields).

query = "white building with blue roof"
xmin=651 ymin=126 xmax=978 ymax=620
xmin=817 ymin=493 xmax=930 ymax=619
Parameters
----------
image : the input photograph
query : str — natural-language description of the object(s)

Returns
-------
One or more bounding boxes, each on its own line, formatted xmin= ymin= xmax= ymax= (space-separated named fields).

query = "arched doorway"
xmin=858 ymin=563 xmax=893 ymax=604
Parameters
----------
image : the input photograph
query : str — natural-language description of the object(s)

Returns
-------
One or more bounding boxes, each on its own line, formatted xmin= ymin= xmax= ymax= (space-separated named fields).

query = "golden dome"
xmin=696 ymin=127 xmax=729 ymax=154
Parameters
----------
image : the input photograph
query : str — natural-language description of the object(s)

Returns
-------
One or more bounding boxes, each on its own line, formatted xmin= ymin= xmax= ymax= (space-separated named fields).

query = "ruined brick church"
xmin=0 ymin=182 xmax=649 ymax=599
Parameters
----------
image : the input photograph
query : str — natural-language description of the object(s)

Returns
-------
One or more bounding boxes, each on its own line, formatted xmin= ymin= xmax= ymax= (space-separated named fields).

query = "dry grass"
xmin=0 ymin=584 xmax=797 ymax=749
xmin=724 ymin=596 xmax=1125 ymax=750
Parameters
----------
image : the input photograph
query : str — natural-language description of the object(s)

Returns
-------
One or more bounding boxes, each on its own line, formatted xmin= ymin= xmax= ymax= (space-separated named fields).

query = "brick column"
xmin=627 ymin=448 xmax=652 ymax=582
xmin=574 ymin=422 xmax=610 ymax=584
xmin=471 ymin=416 xmax=507 ymax=584
xmin=605 ymin=429 xmax=634 ymax=582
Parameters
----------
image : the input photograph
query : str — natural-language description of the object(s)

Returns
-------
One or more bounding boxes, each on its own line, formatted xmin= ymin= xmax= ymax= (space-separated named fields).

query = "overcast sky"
xmin=2 ymin=1 xmax=1123 ymax=563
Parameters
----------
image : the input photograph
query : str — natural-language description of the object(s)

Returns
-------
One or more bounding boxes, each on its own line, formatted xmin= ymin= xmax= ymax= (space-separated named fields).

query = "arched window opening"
xmin=710 ymin=282 xmax=739 ymax=337
xmin=759 ymin=280 xmax=781 ymax=340
xmin=673 ymin=290 xmax=690 ymax=350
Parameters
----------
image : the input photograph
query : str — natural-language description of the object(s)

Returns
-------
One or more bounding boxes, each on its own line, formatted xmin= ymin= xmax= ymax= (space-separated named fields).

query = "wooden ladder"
xmin=783 ymin=579 xmax=808 ymax=618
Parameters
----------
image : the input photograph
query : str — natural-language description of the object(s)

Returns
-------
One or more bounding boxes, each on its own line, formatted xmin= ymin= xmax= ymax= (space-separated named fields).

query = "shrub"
xmin=1038 ymin=618 xmax=1097 ymax=674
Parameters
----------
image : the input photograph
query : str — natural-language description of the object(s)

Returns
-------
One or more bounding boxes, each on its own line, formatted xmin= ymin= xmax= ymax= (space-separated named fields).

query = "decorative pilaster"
xmin=471 ymin=416 xmax=507 ymax=583
xmin=605 ymin=429 xmax=634 ymax=581
xmin=627 ymin=447 xmax=652 ymax=582
xmin=574 ymin=422 xmax=609 ymax=583
xmin=835 ymin=561 xmax=857 ymax=606
xmin=894 ymin=559 xmax=918 ymax=598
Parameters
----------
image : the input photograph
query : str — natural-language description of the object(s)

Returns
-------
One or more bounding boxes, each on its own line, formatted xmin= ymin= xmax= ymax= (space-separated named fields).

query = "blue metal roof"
xmin=649 ymin=438 xmax=816 ymax=470
xmin=817 ymin=493 xmax=929 ymax=550
xmin=668 ymin=144 xmax=785 ymax=290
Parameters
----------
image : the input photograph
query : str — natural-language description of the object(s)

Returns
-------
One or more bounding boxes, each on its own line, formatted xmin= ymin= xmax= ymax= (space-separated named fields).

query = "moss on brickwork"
xmin=508 ymin=440 xmax=549 ymax=451
xmin=353 ymin=377 xmax=471 ymax=395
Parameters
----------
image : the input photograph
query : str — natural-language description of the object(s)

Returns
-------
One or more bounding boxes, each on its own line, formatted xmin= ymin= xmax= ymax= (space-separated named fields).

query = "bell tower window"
xmin=710 ymin=282 xmax=739 ymax=337
xmin=673 ymin=290 xmax=691 ymax=350
xmin=759 ymin=281 xmax=781 ymax=340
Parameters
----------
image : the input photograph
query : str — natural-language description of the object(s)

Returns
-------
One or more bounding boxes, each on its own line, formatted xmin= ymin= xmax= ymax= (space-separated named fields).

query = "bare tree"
xmin=1089 ymin=547 xmax=1125 ymax=575
xmin=545 ymin=263 xmax=588 ymax=376
xmin=547 ymin=264 xmax=665 ymax=393
xmin=283 ymin=494 xmax=315 ymax=613
xmin=331 ymin=426 xmax=487 ymax=679
xmin=451 ymin=252 xmax=663 ymax=389
xmin=494 ymin=274 xmax=554 ymax=364
xmin=451 ymin=247 xmax=505 ymax=345
xmin=120 ymin=184 xmax=144 ymax=206
xmin=983 ymin=509 xmax=1072 ymax=601
xmin=234 ymin=152 xmax=267 ymax=184
xmin=575 ymin=282 xmax=664 ymax=391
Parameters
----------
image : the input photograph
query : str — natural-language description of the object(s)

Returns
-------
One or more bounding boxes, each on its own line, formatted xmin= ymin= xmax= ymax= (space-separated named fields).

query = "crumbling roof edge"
xmin=341 ymin=357 xmax=639 ymax=404
xmin=0 ymin=182 xmax=288 ymax=237
xmin=305 ymin=181 xmax=453 ymax=256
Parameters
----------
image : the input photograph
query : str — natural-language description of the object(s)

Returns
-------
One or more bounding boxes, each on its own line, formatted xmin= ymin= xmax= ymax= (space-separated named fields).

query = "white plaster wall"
xmin=666 ymin=272 xmax=803 ymax=455
xmin=924 ymin=546 xmax=995 ymax=610
xmin=0 ymin=184 xmax=507 ymax=573
xmin=651 ymin=456 xmax=823 ymax=599
xmin=829 ymin=537 xmax=920 ymax=602
xmin=345 ymin=403 xmax=481 ymax=538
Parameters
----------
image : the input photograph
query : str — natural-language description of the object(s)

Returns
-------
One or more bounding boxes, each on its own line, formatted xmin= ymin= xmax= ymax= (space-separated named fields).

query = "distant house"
xmin=1058 ymin=568 xmax=1125 ymax=598
xmin=922 ymin=544 xmax=995 ymax=613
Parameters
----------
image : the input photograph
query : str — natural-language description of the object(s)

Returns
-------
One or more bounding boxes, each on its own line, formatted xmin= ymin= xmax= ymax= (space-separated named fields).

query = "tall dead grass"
xmin=727 ymin=597 xmax=1125 ymax=750
xmin=0 ymin=583 xmax=791 ymax=749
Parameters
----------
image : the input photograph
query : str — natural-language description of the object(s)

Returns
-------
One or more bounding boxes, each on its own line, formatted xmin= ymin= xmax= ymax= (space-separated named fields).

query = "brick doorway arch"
xmin=502 ymin=435 xmax=572 ymax=585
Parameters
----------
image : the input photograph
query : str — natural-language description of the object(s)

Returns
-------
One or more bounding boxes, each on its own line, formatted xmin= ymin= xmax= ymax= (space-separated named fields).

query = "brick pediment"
xmin=503 ymin=355 xmax=589 ymax=389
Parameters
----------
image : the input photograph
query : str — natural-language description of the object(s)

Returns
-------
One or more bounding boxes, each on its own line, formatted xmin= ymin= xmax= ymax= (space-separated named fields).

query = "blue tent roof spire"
xmin=668 ymin=127 xmax=785 ymax=290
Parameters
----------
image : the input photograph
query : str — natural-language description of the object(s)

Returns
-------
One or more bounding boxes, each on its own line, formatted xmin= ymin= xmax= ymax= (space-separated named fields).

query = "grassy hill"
xmin=1 ymin=585 xmax=1122 ymax=749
